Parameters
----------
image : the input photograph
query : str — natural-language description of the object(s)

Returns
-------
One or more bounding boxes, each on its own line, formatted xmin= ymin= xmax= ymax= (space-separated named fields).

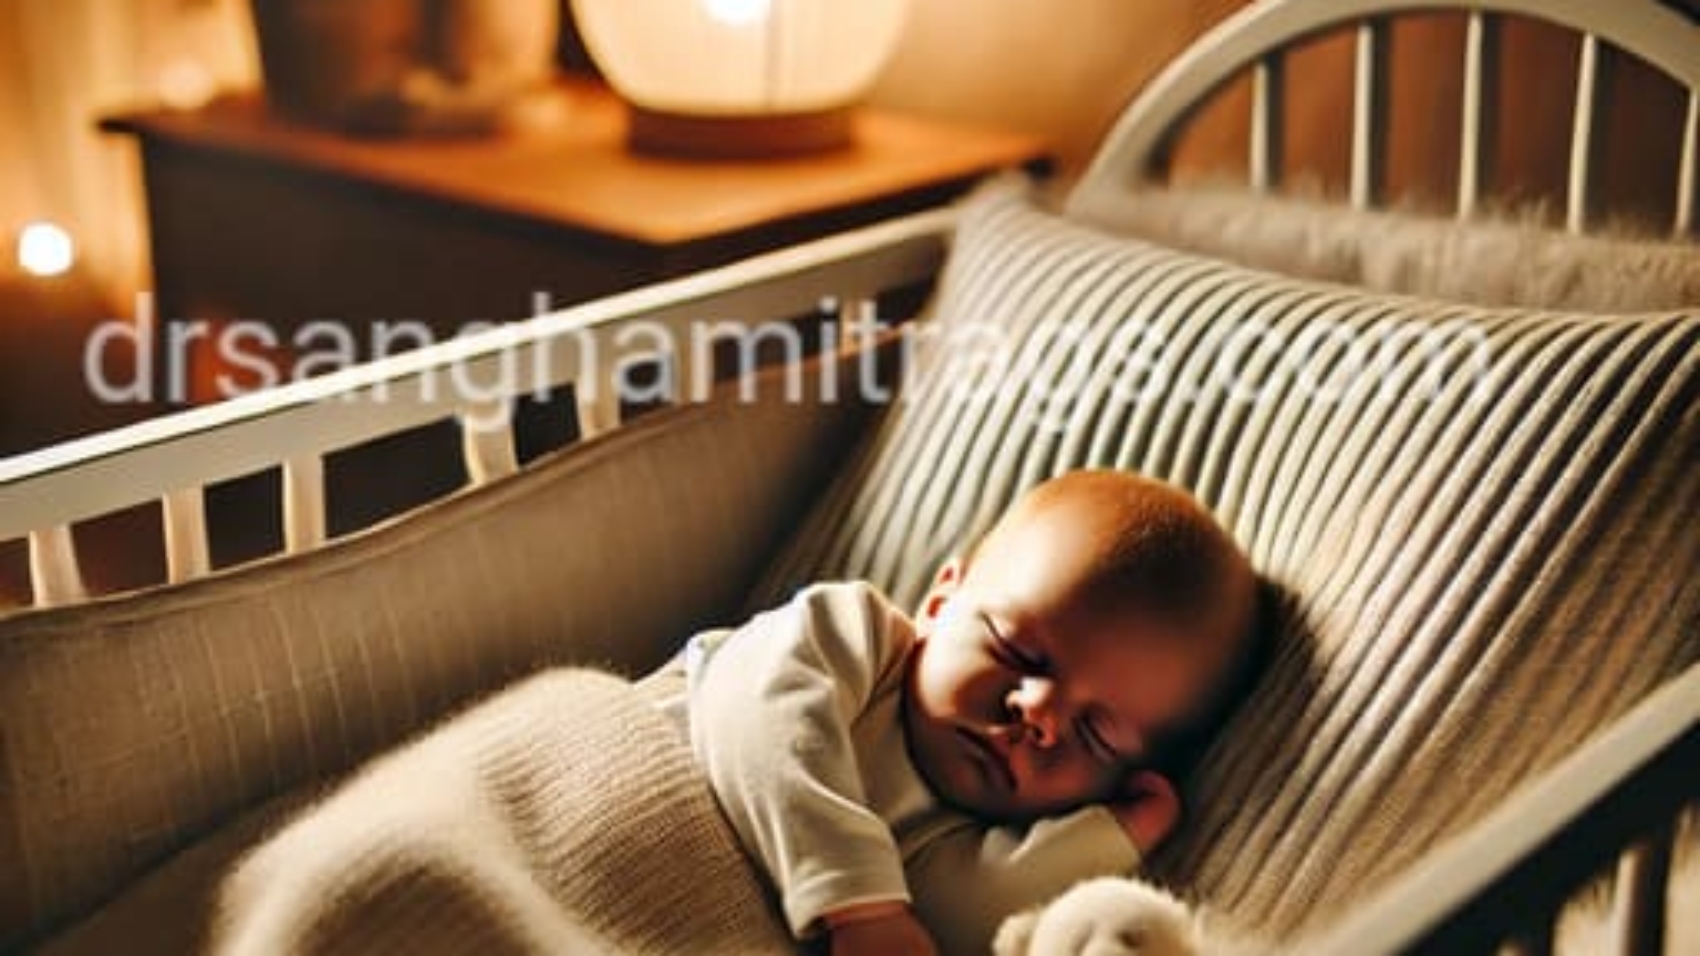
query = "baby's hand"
xmin=824 ymin=901 xmax=938 ymax=956
xmin=1107 ymin=770 xmax=1182 ymax=854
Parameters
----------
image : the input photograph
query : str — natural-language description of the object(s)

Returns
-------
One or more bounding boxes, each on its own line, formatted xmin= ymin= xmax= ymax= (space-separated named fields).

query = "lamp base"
xmin=627 ymin=105 xmax=854 ymax=159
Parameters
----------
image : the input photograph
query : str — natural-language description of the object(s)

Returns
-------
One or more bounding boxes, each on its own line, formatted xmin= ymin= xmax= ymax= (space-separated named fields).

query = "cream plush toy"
xmin=996 ymin=842 xmax=1700 ymax=956
xmin=993 ymin=878 xmax=1208 ymax=956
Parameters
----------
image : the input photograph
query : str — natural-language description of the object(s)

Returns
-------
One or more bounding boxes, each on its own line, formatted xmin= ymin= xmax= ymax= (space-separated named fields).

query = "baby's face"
xmin=902 ymin=502 xmax=1236 ymax=822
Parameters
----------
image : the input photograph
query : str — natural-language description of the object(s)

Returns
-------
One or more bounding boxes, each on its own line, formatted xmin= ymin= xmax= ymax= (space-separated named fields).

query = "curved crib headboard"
xmin=1066 ymin=0 xmax=1700 ymax=236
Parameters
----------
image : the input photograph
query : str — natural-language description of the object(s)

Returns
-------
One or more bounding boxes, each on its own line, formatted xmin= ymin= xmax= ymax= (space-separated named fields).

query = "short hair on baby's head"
xmin=972 ymin=470 xmax=1253 ymax=635
xmin=970 ymin=470 xmax=1263 ymax=767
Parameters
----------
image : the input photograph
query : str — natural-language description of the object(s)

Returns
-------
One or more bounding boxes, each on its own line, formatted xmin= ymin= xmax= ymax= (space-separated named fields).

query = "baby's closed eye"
xmin=984 ymin=614 xmax=1049 ymax=674
xmin=1074 ymin=714 xmax=1122 ymax=765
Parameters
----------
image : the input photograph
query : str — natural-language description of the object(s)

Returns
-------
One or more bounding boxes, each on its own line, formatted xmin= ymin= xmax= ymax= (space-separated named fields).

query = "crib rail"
xmin=0 ymin=209 xmax=955 ymax=607
xmin=1069 ymin=0 xmax=1700 ymax=237
xmin=1303 ymin=662 xmax=1700 ymax=956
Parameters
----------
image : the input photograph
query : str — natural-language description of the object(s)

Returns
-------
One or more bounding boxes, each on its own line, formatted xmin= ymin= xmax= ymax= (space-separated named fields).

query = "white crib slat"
xmin=828 ymin=296 xmax=883 ymax=404
xmin=1350 ymin=19 xmax=1387 ymax=210
xmin=842 ymin=296 xmax=880 ymax=344
xmin=1251 ymin=55 xmax=1285 ymax=192
xmin=1566 ymin=33 xmax=1601 ymax=234
xmin=161 ymin=487 xmax=211 ymax=583
xmin=1677 ymin=89 xmax=1697 ymax=236
xmin=459 ymin=403 xmax=518 ymax=486
xmin=1457 ymin=11 xmax=1499 ymax=220
xmin=677 ymin=344 xmax=706 ymax=404
xmin=812 ymin=295 xmax=877 ymax=406
xmin=1613 ymin=830 xmax=1673 ymax=956
xmin=27 ymin=526 xmax=87 ymax=607
xmin=282 ymin=455 xmax=326 ymax=554
xmin=574 ymin=370 xmax=621 ymax=440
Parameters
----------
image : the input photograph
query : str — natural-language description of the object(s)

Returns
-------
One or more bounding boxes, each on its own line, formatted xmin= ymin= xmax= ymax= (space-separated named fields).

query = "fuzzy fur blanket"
xmin=211 ymin=668 xmax=793 ymax=955
xmin=1072 ymin=184 xmax=1700 ymax=314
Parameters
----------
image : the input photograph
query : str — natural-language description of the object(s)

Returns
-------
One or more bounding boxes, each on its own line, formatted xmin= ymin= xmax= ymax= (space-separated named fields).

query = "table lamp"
xmin=569 ymin=0 xmax=910 ymax=157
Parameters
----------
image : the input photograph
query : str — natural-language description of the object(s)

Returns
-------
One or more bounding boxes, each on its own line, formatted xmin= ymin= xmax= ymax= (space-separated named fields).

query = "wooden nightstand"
xmin=104 ymin=79 xmax=1047 ymax=406
xmin=100 ymin=80 xmax=1046 ymax=558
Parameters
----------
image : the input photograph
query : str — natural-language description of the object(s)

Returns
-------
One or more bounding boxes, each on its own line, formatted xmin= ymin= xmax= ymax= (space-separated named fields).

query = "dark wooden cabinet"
xmin=106 ymin=79 xmax=1048 ymax=406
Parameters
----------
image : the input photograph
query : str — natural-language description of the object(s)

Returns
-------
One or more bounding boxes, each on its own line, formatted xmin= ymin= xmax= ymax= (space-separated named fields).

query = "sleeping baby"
xmin=647 ymin=469 xmax=1263 ymax=956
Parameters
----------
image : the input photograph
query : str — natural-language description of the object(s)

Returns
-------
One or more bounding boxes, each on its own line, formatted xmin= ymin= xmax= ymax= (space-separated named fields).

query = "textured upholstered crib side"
xmin=758 ymin=179 xmax=1700 ymax=942
xmin=0 ymin=359 xmax=873 ymax=951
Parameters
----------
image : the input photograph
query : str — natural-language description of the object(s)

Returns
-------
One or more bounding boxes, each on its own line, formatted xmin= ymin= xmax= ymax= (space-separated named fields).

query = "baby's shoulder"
xmin=779 ymin=580 xmax=902 ymax=620
xmin=759 ymin=582 xmax=919 ymax=675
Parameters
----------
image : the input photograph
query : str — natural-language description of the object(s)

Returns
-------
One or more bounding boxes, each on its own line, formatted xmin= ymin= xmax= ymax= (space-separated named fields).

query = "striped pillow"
xmin=756 ymin=177 xmax=1700 ymax=938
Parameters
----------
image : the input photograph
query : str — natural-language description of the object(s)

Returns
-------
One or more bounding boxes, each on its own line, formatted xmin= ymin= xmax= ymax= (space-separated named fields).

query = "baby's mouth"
xmin=956 ymin=727 xmax=1016 ymax=794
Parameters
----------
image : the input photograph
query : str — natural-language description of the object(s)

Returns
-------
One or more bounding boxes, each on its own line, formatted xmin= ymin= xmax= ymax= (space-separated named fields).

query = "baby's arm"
xmin=822 ymin=902 xmax=938 ymax=956
xmin=687 ymin=583 xmax=919 ymax=944
xmin=907 ymin=772 xmax=1180 ymax=956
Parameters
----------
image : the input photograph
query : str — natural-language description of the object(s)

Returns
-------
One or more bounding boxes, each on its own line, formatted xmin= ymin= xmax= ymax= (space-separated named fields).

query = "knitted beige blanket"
xmin=211 ymin=668 xmax=795 ymax=956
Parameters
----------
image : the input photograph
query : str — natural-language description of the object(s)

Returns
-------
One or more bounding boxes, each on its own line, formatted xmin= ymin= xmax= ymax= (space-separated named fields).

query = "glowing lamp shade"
xmin=571 ymin=0 xmax=910 ymax=157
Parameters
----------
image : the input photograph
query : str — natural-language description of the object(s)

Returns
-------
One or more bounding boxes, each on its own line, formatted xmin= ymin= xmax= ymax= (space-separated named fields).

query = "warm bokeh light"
xmin=703 ymin=0 xmax=771 ymax=27
xmin=18 ymin=221 xmax=76 ymax=277
xmin=157 ymin=59 xmax=216 ymax=111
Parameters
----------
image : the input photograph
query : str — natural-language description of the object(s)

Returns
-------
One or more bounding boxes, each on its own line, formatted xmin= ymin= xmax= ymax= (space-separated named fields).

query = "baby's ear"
xmin=1115 ymin=768 xmax=1177 ymax=802
xmin=1111 ymin=770 xmax=1183 ymax=854
xmin=916 ymin=558 xmax=964 ymax=629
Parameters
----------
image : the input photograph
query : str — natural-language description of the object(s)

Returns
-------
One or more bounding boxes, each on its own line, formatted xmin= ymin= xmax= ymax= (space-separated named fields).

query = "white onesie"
xmin=652 ymin=581 xmax=1140 ymax=956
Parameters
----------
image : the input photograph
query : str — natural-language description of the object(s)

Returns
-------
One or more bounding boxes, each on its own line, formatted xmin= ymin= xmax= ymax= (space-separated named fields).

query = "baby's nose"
xmin=1007 ymin=678 xmax=1061 ymax=748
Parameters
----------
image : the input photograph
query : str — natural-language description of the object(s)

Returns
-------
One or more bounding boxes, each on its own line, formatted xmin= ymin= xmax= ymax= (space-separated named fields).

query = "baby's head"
xmin=902 ymin=470 xmax=1259 ymax=823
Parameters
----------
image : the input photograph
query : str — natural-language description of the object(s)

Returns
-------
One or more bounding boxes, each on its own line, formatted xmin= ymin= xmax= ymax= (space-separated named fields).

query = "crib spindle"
xmin=1501 ymin=919 xmax=1555 ymax=956
xmin=459 ymin=403 xmax=518 ymax=486
xmin=1566 ymin=33 xmax=1602 ymax=235
xmin=1677 ymin=89 xmax=1697 ymax=236
xmin=1350 ymin=19 xmax=1388 ymax=210
xmin=821 ymin=296 xmax=883 ymax=404
xmin=574 ymin=369 xmax=622 ymax=440
xmin=161 ymin=487 xmax=211 ymax=583
xmin=676 ymin=343 xmax=707 ymax=404
xmin=1457 ymin=11 xmax=1499 ymax=220
xmin=27 ymin=525 xmax=87 ymax=607
xmin=282 ymin=455 xmax=326 ymax=554
xmin=1251 ymin=54 xmax=1285 ymax=192
xmin=839 ymin=293 xmax=881 ymax=351
xmin=1613 ymin=828 xmax=1673 ymax=956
